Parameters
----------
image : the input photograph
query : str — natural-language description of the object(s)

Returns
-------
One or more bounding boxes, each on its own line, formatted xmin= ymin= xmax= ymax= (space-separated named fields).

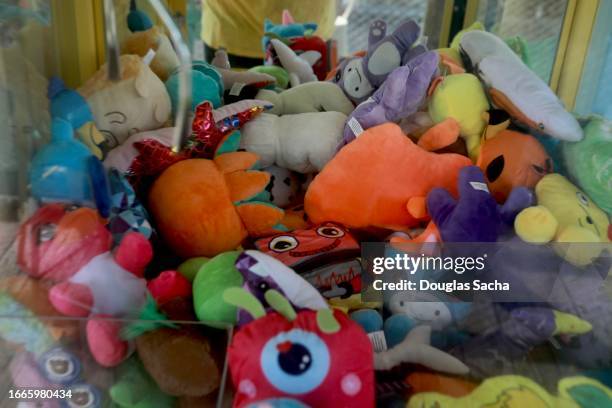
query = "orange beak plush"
xmin=305 ymin=121 xmax=472 ymax=231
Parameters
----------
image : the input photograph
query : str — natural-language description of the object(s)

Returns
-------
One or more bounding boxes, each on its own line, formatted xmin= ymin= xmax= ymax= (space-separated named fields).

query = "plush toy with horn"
xmin=225 ymin=287 xmax=375 ymax=407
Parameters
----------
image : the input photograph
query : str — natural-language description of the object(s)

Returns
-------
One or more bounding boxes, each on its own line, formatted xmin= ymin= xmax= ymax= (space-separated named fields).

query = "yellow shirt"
xmin=201 ymin=0 xmax=336 ymax=59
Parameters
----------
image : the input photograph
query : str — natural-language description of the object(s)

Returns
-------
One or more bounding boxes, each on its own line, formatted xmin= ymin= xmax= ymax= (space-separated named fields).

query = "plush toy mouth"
xmin=289 ymin=239 xmax=341 ymax=257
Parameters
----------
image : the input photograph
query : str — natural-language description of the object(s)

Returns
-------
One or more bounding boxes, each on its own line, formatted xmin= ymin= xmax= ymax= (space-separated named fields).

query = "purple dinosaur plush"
xmin=427 ymin=166 xmax=534 ymax=243
xmin=340 ymin=50 xmax=439 ymax=147
xmin=331 ymin=19 xmax=422 ymax=105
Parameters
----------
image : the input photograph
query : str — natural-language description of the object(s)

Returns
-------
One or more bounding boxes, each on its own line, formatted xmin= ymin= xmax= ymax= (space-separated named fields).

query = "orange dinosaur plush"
xmin=149 ymin=152 xmax=286 ymax=258
xmin=305 ymin=121 xmax=472 ymax=231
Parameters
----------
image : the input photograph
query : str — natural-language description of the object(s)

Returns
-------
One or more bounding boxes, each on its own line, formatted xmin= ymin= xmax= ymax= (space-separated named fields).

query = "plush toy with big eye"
xmin=477 ymin=110 xmax=552 ymax=203
xmin=254 ymin=222 xmax=360 ymax=272
xmin=515 ymin=173 xmax=611 ymax=266
xmin=224 ymin=288 xmax=375 ymax=408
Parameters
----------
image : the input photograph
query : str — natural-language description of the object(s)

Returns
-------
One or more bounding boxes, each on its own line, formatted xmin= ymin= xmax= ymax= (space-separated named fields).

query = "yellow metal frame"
xmin=549 ymin=0 xmax=577 ymax=93
xmin=439 ymin=0 xmax=456 ymax=48
xmin=463 ymin=0 xmax=480 ymax=27
xmin=50 ymin=0 xmax=101 ymax=88
xmin=555 ymin=0 xmax=600 ymax=111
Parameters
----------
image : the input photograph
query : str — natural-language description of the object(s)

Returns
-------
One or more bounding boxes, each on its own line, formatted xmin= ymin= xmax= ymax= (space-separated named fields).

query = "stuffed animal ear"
xmin=481 ymin=109 xmax=511 ymax=141
xmin=264 ymin=289 xmax=297 ymax=321
xmin=264 ymin=18 xmax=274 ymax=32
xmin=222 ymin=287 xmax=266 ymax=320
xmin=154 ymin=94 xmax=171 ymax=124
xmin=134 ymin=64 xmax=151 ymax=98
xmin=282 ymin=9 xmax=294 ymax=25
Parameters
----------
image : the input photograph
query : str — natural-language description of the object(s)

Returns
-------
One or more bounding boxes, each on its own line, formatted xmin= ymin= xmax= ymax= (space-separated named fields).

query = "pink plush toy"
xmin=48 ymin=232 xmax=153 ymax=367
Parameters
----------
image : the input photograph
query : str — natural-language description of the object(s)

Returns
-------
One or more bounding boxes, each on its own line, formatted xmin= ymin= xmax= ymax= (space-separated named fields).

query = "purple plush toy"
xmin=428 ymin=166 xmax=534 ymax=243
xmin=341 ymin=50 xmax=439 ymax=147
xmin=331 ymin=19 xmax=422 ymax=105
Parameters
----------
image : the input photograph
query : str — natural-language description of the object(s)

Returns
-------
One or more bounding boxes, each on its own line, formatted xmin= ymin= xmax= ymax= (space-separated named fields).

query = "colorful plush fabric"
xmin=78 ymin=55 xmax=171 ymax=147
xmin=240 ymin=111 xmax=347 ymax=173
xmin=121 ymin=26 xmax=180 ymax=81
xmin=227 ymin=289 xmax=374 ymax=408
xmin=235 ymin=250 xmax=328 ymax=326
xmin=305 ymin=122 xmax=472 ymax=231
xmin=254 ymin=222 xmax=360 ymax=272
xmin=148 ymin=143 xmax=287 ymax=257
xmin=428 ymin=73 xmax=490 ymax=160
xmin=477 ymin=111 xmax=552 ymax=202
xmin=374 ymin=325 xmax=469 ymax=374
xmin=256 ymin=82 xmax=354 ymax=116
xmin=331 ymin=19 xmax=422 ymax=105
xmin=460 ymin=30 xmax=583 ymax=142
xmin=165 ymin=61 xmax=223 ymax=114
xmin=341 ymin=51 xmax=439 ymax=147
xmin=107 ymin=168 xmax=153 ymax=244
xmin=427 ymin=166 xmax=533 ymax=242
xmin=250 ymin=65 xmax=290 ymax=89
xmin=407 ymin=375 xmax=609 ymax=408
xmin=110 ymin=356 xmax=176 ymax=408
xmin=515 ymin=174 xmax=611 ymax=266
xmin=562 ymin=116 xmax=612 ymax=215
xmin=262 ymin=10 xmax=318 ymax=52
xmin=405 ymin=372 xmax=477 ymax=398
xmin=192 ymin=251 xmax=243 ymax=328
xmin=30 ymin=118 xmax=110 ymax=211
xmin=270 ymin=38 xmax=319 ymax=86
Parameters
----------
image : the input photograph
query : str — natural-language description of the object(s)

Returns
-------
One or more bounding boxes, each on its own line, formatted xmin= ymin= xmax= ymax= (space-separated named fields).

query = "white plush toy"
xmin=262 ymin=165 xmax=301 ymax=208
xmin=78 ymin=55 xmax=171 ymax=148
xmin=459 ymin=31 xmax=583 ymax=142
xmin=240 ymin=111 xmax=347 ymax=173
xmin=270 ymin=38 xmax=319 ymax=87
xmin=256 ymin=82 xmax=354 ymax=115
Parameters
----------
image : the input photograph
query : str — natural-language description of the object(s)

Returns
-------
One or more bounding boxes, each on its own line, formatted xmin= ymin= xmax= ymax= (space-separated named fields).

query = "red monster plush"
xmin=17 ymin=204 xmax=153 ymax=367
xmin=254 ymin=222 xmax=360 ymax=272
xmin=225 ymin=288 xmax=374 ymax=407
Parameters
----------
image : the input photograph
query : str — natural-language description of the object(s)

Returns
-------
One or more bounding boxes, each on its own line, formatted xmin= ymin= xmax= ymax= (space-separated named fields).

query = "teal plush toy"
xmin=165 ymin=61 xmax=223 ymax=115
xmin=562 ymin=116 xmax=612 ymax=215
xmin=262 ymin=9 xmax=318 ymax=52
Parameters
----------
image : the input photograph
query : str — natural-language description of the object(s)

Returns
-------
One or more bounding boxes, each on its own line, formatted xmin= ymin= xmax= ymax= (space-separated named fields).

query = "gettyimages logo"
xmin=371 ymin=253 xmax=487 ymax=275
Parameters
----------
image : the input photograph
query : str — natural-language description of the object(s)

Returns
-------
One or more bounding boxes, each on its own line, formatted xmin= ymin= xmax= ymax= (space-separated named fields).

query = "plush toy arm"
xmin=498 ymin=187 xmax=534 ymax=226
xmin=114 ymin=232 xmax=153 ymax=278
xmin=514 ymin=205 xmax=558 ymax=243
xmin=417 ymin=118 xmax=460 ymax=151
xmin=426 ymin=188 xmax=457 ymax=229
xmin=87 ymin=314 xmax=130 ymax=367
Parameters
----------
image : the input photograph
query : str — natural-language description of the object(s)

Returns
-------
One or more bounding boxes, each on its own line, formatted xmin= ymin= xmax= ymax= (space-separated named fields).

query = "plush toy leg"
xmin=114 ymin=232 xmax=153 ymax=277
xmin=236 ymin=202 xmax=285 ymax=236
xmin=555 ymin=225 xmax=604 ymax=266
xmin=87 ymin=315 xmax=130 ymax=367
xmin=417 ymin=118 xmax=460 ymax=152
xmin=514 ymin=205 xmax=558 ymax=243
xmin=49 ymin=282 xmax=94 ymax=317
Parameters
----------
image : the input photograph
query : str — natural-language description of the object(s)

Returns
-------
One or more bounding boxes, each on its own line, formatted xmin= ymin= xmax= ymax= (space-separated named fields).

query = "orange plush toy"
xmin=477 ymin=110 xmax=552 ymax=202
xmin=305 ymin=121 xmax=472 ymax=231
xmin=149 ymin=152 xmax=286 ymax=258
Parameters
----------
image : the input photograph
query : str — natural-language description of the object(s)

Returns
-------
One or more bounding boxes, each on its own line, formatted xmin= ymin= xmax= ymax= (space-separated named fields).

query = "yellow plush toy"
xmin=428 ymin=73 xmax=490 ymax=161
xmin=515 ymin=173 xmax=611 ymax=266
xmin=121 ymin=26 xmax=180 ymax=81
xmin=408 ymin=375 xmax=611 ymax=408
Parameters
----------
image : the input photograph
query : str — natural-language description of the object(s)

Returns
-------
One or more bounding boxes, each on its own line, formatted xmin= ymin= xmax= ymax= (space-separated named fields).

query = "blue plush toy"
xmin=165 ymin=61 xmax=223 ymax=115
xmin=30 ymin=118 xmax=111 ymax=217
xmin=262 ymin=9 xmax=318 ymax=52
xmin=385 ymin=292 xmax=471 ymax=349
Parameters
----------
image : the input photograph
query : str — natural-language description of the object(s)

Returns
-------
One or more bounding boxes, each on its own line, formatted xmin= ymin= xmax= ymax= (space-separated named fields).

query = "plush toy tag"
xmin=368 ymin=330 xmax=388 ymax=352
xmin=469 ymin=181 xmax=489 ymax=192
xmin=230 ymin=82 xmax=246 ymax=96
xmin=143 ymin=48 xmax=157 ymax=66
xmin=347 ymin=117 xmax=365 ymax=137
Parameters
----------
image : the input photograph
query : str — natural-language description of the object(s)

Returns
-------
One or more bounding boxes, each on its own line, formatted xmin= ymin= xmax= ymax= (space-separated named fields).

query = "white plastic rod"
xmin=147 ymin=0 xmax=192 ymax=153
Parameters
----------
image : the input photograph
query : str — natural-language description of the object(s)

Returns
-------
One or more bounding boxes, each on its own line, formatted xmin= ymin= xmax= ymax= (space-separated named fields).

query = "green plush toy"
xmin=177 ymin=257 xmax=209 ymax=282
xmin=110 ymin=357 xmax=176 ymax=408
xmin=250 ymin=65 xmax=290 ymax=90
xmin=192 ymin=251 xmax=243 ymax=328
xmin=562 ymin=116 xmax=612 ymax=215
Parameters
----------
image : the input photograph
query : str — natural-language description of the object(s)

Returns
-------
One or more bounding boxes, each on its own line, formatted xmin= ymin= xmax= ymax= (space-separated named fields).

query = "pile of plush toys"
xmin=2 ymin=5 xmax=611 ymax=407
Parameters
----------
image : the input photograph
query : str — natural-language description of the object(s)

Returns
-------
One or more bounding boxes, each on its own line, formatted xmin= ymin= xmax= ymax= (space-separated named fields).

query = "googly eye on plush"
xmin=67 ymin=384 xmax=100 ymax=408
xmin=260 ymin=329 xmax=331 ymax=395
xmin=576 ymin=191 xmax=589 ymax=206
xmin=39 ymin=348 xmax=80 ymax=384
xmin=269 ymin=236 xmax=299 ymax=252
xmin=316 ymin=226 xmax=345 ymax=238
xmin=37 ymin=223 xmax=56 ymax=243
xmin=334 ymin=70 xmax=341 ymax=82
